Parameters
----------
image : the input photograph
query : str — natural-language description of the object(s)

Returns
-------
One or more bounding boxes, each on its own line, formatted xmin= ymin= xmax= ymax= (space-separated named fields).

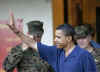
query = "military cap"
xmin=74 ymin=24 xmax=94 ymax=39
xmin=27 ymin=20 xmax=44 ymax=35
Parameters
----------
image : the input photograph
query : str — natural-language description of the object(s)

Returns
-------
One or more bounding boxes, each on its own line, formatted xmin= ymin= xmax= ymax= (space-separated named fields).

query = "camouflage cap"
xmin=74 ymin=24 xmax=94 ymax=39
xmin=27 ymin=20 xmax=44 ymax=35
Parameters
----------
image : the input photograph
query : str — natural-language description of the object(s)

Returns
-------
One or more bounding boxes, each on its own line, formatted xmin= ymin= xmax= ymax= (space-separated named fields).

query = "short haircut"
xmin=56 ymin=24 xmax=75 ymax=37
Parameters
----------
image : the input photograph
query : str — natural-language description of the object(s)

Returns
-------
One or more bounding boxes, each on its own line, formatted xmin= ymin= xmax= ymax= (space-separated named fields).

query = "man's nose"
xmin=54 ymin=37 xmax=57 ymax=42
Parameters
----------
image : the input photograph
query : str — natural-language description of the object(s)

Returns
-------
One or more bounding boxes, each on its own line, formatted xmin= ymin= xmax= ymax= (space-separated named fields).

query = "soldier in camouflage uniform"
xmin=3 ymin=20 xmax=55 ymax=72
xmin=74 ymin=24 xmax=100 ymax=72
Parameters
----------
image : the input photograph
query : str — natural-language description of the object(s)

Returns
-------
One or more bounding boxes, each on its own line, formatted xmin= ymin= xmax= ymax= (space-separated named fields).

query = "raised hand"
xmin=9 ymin=11 xmax=15 ymax=27
xmin=8 ymin=11 xmax=19 ymax=33
xmin=6 ymin=11 xmax=37 ymax=51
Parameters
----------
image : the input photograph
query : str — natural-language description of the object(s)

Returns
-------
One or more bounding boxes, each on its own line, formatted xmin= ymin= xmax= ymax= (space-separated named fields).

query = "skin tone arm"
xmin=7 ymin=12 xmax=38 ymax=51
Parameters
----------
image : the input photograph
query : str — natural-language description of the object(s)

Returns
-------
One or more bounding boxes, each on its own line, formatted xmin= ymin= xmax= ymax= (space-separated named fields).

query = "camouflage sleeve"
xmin=3 ymin=45 xmax=23 ymax=72
xmin=39 ymin=58 xmax=55 ymax=72
xmin=48 ymin=65 xmax=55 ymax=72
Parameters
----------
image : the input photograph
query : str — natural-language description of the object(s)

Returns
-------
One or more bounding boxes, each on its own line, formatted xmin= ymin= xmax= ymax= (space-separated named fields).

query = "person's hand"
xmin=7 ymin=11 xmax=19 ymax=33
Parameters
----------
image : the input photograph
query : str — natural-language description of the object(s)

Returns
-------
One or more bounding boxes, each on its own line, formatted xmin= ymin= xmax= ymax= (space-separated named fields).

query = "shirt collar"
xmin=59 ymin=45 xmax=80 ymax=58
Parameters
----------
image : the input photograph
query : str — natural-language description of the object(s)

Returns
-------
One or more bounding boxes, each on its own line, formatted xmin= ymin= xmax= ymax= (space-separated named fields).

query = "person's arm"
xmin=81 ymin=52 xmax=97 ymax=72
xmin=3 ymin=45 xmax=23 ymax=72
xmin=7 ymin=11 xmax=37 ymax=51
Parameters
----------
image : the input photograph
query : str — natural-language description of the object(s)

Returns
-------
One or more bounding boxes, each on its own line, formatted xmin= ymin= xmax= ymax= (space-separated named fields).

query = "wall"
xmin=0 ymin=0 xmax=53 ymax=45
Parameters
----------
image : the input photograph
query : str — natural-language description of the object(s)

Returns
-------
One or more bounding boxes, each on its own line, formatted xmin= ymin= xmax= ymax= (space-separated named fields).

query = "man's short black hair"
xmin=56 ymin=24 xmax=75 ymax=36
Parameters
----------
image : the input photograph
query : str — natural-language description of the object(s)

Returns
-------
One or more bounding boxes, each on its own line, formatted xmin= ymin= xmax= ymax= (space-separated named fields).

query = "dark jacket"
xmin=3 ymin=44 xmax=54 ymax=72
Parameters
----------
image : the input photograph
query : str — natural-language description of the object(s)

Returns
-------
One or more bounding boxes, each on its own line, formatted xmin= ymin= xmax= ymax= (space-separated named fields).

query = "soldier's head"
xmin=27 ymin=20 xmax=44 ymax=42
xmin=74 ymin=24 xmax=94 ymax=48
xmin=54 ymin=24 xmax=75 ymax=48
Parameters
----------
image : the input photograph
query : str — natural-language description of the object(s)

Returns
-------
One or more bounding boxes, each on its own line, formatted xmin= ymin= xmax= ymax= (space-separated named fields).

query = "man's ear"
xmin=65 ymin=36 xmax=72 ymax=42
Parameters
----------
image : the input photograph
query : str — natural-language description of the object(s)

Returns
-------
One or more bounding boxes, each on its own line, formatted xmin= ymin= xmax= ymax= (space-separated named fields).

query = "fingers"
xmin=9 ymin=10 xmax=15 ymax=27
xmin=26 ymin=34 xmax=34 ymax=39
xmin=26 ymin=34 xmax=37 ymax=41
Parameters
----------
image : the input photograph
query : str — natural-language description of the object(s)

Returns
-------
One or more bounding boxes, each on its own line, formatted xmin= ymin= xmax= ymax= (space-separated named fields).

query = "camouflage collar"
xmin=90 ymin=40 xmax=100 ymax=48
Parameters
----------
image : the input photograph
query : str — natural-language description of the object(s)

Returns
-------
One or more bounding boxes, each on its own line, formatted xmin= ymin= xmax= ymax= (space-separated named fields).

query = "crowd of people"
xmin=2 ymin=12 xmax=100 ymax=72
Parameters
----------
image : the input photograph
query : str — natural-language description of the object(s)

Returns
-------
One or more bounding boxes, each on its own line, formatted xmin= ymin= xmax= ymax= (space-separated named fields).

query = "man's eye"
xmin=56 ymin=36 xmax=60 ymax=38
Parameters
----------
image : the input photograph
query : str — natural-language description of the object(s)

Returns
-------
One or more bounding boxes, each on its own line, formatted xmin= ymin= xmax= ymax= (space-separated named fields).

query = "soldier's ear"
xmin=88 ymin=35 xmax=92 ymax=41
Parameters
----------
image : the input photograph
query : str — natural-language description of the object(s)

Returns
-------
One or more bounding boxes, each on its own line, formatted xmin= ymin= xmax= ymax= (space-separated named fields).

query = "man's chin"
xmin=80 ymin=45 xmax=87 ymax=48
xmin=56 ymin=45 xmax=63 ymax=49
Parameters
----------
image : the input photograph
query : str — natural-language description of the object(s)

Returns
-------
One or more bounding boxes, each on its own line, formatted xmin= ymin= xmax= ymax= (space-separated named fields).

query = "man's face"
xmin=54 ymin=30 xmax=68 ymax=48
xmin=76 ymin=36 xmax=91 ymax=48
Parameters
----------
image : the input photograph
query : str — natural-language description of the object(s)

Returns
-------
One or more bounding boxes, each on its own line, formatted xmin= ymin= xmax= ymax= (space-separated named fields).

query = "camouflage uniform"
xmin=3 ymin=44 xmax=55 ymax=72
xmin=90 ymin=41 xmax=100 ymax=72
xmin=91 ymin=48 xmax=100 ymax=72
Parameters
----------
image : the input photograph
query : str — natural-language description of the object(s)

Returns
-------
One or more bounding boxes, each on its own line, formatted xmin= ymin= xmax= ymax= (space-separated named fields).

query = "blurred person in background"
xmin=74 ymin=24 xmax=100 ymax=72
